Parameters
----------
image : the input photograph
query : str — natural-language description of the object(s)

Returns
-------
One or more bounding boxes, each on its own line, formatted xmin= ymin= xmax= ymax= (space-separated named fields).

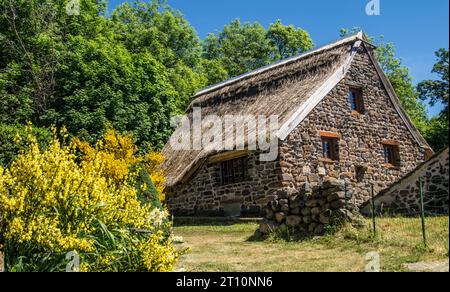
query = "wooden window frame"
xmin=220 ymin=156 xmax=248 ymax=185
xmin=348 ymin=87 xmax=364 ymax=115
xmin=321 ymin=136 xmax=340 ymax=162
xmin=382 ymin=142 xmax=400 ymax=168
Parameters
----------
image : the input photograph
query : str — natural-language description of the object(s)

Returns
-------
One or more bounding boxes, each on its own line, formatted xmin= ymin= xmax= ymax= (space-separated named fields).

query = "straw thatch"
xmin=162 ymin=34 xmax=359 ymax=187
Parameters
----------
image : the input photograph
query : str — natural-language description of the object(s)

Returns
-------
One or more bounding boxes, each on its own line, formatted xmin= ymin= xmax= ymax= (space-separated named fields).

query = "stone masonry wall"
xmin=361 ymin=148 xmax=449 ymax=216
xmin=167 ymin=151 xmax=282 ymax=217
xmin=279 ymin=46 xmax=426 ymax=207
xmin=260 ymin=178 xmax=359 ymax=235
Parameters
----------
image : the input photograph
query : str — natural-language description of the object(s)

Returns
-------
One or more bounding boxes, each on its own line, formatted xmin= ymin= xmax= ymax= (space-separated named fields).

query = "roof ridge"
xmin=194 ymin=31 xmax=364 ymax=98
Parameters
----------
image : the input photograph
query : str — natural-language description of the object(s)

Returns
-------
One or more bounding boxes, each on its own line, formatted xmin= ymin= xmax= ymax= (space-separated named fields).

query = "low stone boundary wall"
xmin=361 ymin=148 xmax=449 ymax=216
xmin=260 ymin=178 xmax=358 ymax=235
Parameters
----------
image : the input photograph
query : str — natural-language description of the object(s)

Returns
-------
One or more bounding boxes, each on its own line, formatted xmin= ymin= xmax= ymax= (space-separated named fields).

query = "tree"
xmin=0 ymin=0 xmax=206 ymax=149
xmin=0 ymin=0 xmax=107 ymax=121
xmin=417 ymin=49 xmax=449 ymax=120
xmin=417 ymin=48 xmax=449 ymax=150
xmin=203 ymin=19 xmax=275 ymax=79
xmin=203 ymin=19 xmax=314 ymax=82
xmin=268 ymin=20 xmax=314 ymax=59
xmin=422 ymin=117 xmax=448 ymax=151
xmin=340 ymin=29 xmax=428 ymax=134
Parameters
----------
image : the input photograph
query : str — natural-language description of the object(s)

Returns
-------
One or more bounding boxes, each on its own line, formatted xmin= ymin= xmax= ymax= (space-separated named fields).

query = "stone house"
xmin=162 ymin=32 xmax=432 ymax=217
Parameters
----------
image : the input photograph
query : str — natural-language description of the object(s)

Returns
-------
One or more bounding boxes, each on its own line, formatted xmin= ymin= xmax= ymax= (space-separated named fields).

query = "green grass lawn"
xmin=173 ymin=217 xmax=449 ymax=272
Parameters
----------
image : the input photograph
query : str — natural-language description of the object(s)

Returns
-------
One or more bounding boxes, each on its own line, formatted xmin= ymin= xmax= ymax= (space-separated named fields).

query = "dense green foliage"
xmin=0 ymin=123 xmax=52 ymax=166
xmin=375 ymin=37 xmax=429 ymax=133
xmin=203 ymin=19 xmax=314 ymax=80
xmin=0 ymin=0 xmax=206 ymax=149
xmin=0 ymin=1 xmax=316 ymax=150
xmin=418 ymin=49 xmax=449 ymax=150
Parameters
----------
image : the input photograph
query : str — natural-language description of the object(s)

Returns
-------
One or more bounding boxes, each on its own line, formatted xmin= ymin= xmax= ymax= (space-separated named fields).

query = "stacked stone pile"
xmin=260 ymin=178 xmax=358 ymax=235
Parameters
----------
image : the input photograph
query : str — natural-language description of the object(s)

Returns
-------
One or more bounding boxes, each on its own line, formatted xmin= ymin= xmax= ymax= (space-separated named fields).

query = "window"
xmin=383 ymin=143 xmax=400 ymax=167
xmin=348 ymin=88 xmax=364 ymax=114
xmin=220 ymin=157 xmax=248 ymax=185
xmin=321 ymin=137 xmax=340 ymax=161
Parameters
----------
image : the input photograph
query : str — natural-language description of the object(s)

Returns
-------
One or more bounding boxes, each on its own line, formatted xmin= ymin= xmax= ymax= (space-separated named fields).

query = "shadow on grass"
xmin=173 ymin=217 xmax=262 ymax=227
xmin=246 ymin=221 xmax=369 ymax=244
xmin=246 ymin=228 xmax=318 ymax=243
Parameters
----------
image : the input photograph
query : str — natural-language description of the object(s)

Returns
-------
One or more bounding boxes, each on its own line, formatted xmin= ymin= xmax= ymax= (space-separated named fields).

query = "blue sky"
xmin=107 ymin=0 xmax=449 ymax=117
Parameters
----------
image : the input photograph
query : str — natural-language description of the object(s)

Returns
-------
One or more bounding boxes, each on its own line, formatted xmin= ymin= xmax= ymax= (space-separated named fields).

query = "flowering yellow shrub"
xmin=145 ymin=152 xmax=167 ymax=202
xmin=74 ymin=129 xmax=166 ymax=202
xmin=0 ymin=127 xmax=176 ymax=272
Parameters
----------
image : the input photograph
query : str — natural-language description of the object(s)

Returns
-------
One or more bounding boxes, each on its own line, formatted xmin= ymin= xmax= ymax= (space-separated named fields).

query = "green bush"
xmin=0 ymin=123 xmax=52 ymax=166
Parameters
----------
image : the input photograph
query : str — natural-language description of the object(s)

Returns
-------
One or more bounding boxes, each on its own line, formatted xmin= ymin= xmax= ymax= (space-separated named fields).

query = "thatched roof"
xmin=162 ymin=32 xmax=430 ymax=187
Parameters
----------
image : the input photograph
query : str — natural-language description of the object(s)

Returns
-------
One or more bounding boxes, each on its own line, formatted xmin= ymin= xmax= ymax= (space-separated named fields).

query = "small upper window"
xmin=321 ymin=137 xmax=339 ymax=161
xmin=383 ymin=142 xmax=400 ymax=167
xmin=349 ymin=88 xmax=364 ymax=114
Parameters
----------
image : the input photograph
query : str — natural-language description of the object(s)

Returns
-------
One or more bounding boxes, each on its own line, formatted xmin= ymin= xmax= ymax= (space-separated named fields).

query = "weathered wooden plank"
xmin=208 ymin=150 xmax=249 ymax=164
xmin=381 ymin=139 xmax=400 ymax=146
xmin=319 ymin=131 xmax=342 ymax=139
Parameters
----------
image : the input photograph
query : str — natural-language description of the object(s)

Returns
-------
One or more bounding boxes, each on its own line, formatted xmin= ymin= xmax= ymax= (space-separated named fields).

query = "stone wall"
xmin=167 ymin=151 xmax=282 ymax=217
xmin=278 ymin=46 xmax=426 ymax=206
xmin=260 ymin=178 xmax=359 ymax=235
xmin=361 ymin=148 xmax=449 ymax=216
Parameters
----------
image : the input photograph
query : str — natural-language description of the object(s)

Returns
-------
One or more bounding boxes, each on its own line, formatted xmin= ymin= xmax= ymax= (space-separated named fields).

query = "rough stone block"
xmin=311 ymin=207 xmax=321 ymax=216
xmin=301 ymin=207 xmax=311 ymax=216
xmin=286 ymin=216 xmax=302 ymax=227
xmin=303 ymin=216 xmax=312 ymax=224
xmin=319 ymin=214 xmax=331 ymax=224
xmin=305 ymin=199 xmax=318 ymax=207
xmin=327 ymin=192 xmax=347 ymax=202
xmin=260 ymin=220 xmax=277 ymax=234
xmin=308 ymin=174 xmax=320 ymax=183
xmin=330 ymin=200 xmax=345 ymax=209
xmin=275 ymin=212 xmax=286 ymax=223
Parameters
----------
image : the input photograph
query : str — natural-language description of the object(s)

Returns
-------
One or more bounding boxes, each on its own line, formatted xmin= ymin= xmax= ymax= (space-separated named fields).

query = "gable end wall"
xmin=279 ymin=46 xmax=426 ymax=205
